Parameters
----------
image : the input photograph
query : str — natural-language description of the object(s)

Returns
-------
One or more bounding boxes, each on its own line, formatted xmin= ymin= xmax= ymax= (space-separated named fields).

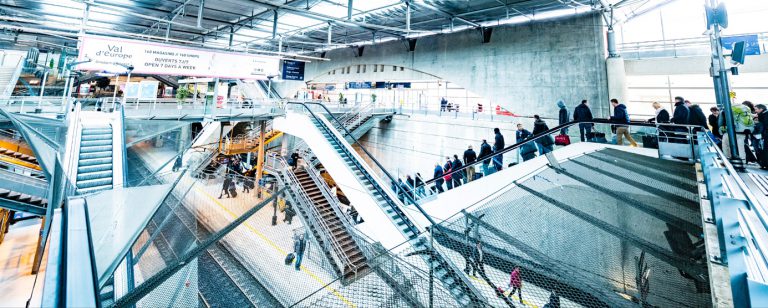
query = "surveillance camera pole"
xmin=706 ymin=0 xmax=742 ymax=169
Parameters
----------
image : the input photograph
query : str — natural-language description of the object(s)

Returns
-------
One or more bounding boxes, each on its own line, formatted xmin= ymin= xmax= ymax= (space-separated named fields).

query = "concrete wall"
xmin=277 ymin=13 xmax=610 ymax=118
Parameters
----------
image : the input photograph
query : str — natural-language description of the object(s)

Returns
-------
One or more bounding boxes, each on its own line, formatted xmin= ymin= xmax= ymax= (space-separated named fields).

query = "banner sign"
xmin=282 ymin=60 xmax=305 ymax=81
xmin=722 ymin=34 xmax=761 ymax=56
xmin=77 ymin=35 xmax=280 ymax=79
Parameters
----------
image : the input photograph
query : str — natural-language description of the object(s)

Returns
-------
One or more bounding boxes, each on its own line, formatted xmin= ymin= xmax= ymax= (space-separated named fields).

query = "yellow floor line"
xmin=194 ymin=186 xmax=356 ymax=308
xmin=468 ymin=275 xmax=538 ymax=308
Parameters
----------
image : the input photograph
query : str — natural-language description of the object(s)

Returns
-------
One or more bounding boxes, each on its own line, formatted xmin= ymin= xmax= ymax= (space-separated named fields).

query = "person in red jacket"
xmin=443 ymin=157 xmax=453 ymax=190
xmin=504 ymin=267 xmax=523 ymax=303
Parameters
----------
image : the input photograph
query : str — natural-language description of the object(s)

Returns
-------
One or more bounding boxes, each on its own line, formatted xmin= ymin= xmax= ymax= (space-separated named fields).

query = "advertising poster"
xmin=138 ymin=81 xmax=160 ymax=100
xmin=124 ymin=82 xmax=140 ymax=99
xmin=77 ymin=35 xmax=280 ymax=79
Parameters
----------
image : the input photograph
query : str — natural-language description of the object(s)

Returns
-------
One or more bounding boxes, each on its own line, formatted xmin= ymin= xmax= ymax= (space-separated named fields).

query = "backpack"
xmin=733 ymin=105 xmax=755 ymax=133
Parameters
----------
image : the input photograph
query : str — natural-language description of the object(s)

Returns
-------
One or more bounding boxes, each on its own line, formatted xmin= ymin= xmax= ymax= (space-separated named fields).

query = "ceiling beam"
xmin=406 ymin=0 xmax=481 ymax=28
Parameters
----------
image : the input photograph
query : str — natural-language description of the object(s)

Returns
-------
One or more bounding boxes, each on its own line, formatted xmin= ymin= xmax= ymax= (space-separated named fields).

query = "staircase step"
xmin=82 ymin=128 xmax=112 ymax=135
xmin=81 ymin=139 xmax=113 ymax=147
xmin=76 ymin=184 xmax=113 ymax=194
xmin=78 ymin=163 xmax=113 ymax=174
xmin=78 ymin=157 xmax=113 ymax=166
xmin=77 ymin=170 xmax=113 ymax=181
xmin=79 ymin=145 xmax=113 ymax=153
xmin=80 ymin=134 xmax=112 ymax=141
xmin=79 ymin=151 xmax=112 ymax=160
xmin=77 ymin=178 xmax=113 ymax=188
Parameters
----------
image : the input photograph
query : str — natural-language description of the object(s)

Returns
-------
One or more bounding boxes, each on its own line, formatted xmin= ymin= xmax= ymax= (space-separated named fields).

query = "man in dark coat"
xmin=671 ymin=96 xmax=690 ymax=125
xmin=573 ymin=99 xmax=594 ymax=141
xmin=451 ymin=154 xmax=463 ymax=188
xmin=557 ymin=100 xmax=569 ymax=135
xmin=756 ymin=104 xmax=768 ymax=169
xmin=610 ymin=99 xmax=638 ymax=147
xmin=478 ymin=139 xmax=493 ymax=175
xmin=493 ymin=128 xmax=505 ymax=171
xmin=433 ymin=163 xmax=445 ymax=193
xmin=463 ymin=145 xmax=477 ymax=182
xmin=689 ymin=104 xmax=708 ymax=132
xmin=709 ymin=107 xmax=722 ymax=138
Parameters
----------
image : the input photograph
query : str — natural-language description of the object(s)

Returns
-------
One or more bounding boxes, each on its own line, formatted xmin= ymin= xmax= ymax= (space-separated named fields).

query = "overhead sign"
xmin=77 ymin=35 xmax=280 ymax=79
xmin=282 ymin=60 xmax=305 ymax=81
xmin=347 ymin=82 xmax=372 ymax=89
xmin=722 ymin=34 xmax=760 ymax=56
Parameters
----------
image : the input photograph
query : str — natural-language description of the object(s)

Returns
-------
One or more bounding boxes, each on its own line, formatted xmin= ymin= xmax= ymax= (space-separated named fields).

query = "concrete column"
xmin=178 ymin=124 xmax=190 ymax=153
xmin=606 ymin=57 xmax=627 ymax=106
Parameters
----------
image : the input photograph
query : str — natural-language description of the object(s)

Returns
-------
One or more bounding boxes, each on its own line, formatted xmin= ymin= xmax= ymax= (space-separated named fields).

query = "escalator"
xmin=284 ymin=107 xmax=485 ymax=306
xmin=75 ymin=125 xmax=114 ymax=194
xmin=0 ymin=167 xmax=48 ymax=215
xmin=257 ymin=80 xmax=280 ymax=99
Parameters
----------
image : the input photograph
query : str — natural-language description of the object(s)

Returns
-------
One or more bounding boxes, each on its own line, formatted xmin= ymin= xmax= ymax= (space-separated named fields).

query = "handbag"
xmin=540 ymin=135 xmax=555 ymax=147
xmin=555 ymin=134 xmax=571 ymax=146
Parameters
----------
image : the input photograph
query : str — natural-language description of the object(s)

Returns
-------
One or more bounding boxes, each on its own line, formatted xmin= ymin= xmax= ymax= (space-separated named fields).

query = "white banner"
xmin=77 ymin=35 xmax=280 ymax=80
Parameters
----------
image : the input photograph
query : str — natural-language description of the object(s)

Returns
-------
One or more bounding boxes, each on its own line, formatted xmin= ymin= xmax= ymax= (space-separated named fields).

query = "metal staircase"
xmin=294 ymin=168 xmax=368 ymax=279
xmin=76 ymin=125 xmax=114 ymax=194
xmin=305 ymin=114 xmax=485 ymax=306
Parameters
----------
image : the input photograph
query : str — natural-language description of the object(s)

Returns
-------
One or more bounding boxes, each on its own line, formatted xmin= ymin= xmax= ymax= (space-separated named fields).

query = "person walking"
xmin=415 ymin=173 xmax=426 ymax=197
xmin=443 ymin=157 xmax=454 ymax=190
xmin=610 ymin=99 xmax=638 ymax=147
xmin=440 ymin=97 xmax=448 ymax=112
xmin=463 ymin=145 xmax=477 ymax=182
xmin=557 ymin=100 xmax=569 ymax=135
xmin=451 ymin=154 xmax=463 ymax=188
xmin=709 ymin=107 xmax=722 ymax=139
xmin=405 ymin=175 xmax=415 ymax=201
xmin=756 ymin=104 xmax=768 ymax=169
xmin=172 ymin=154 xmax=182 ymax=172
xmin=283 ymin=202 xmax=296 ymax=224
xmin=433 ymin=163 xmax=445 ymax=193
xmin=478 ymin=139 xmax=493 ymax=176
xmin=689 ymin=104 xmax=708 ymax=133
xmin=671 ymin=96 xmax=690 ymax=125
xmin=649 ymin=102 xmax=670 ymax=123
xmin=293 ymin=232 xmax=307 ymax=271
xmin=470 ymin=241 xmax=485 ymax=277
xmin=290 ymin=151 xmax=300 ymax=170
xmin=543 ymin=291 xmax=560 ymax=308
xmin=218 ymin=174 xmax=233 ymax=199
xmin=573 ymin=99 xmax=594 ymax=141
xmin=532 ymin=115 xmax=554 ymax=154
xmin=505 ymin=267 xmax=523 ymax=303
xmin=493 ymin=128 xmax=505 ymax=171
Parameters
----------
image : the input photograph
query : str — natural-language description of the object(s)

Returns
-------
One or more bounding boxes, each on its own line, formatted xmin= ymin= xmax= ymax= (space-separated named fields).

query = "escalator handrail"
xmin=286 ymin=102 xmax=432 ymax=230
xmin=417 ymin=119 xmax=706 ymax=187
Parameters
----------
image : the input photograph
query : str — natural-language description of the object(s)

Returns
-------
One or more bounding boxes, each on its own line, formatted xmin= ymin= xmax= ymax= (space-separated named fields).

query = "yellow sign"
xmin=730 ymin=91 xmax=736 ymax=99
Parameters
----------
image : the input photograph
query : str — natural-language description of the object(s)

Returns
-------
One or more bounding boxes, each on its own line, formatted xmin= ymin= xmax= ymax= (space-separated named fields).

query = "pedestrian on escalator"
xmin=574 ymin=99 xmax=594 ymax=142
xmin=463 ymin=145 xmax=477 ymax=183
xmin=415 ymin=173 xmax=426 ymax=197
xmin=478 ymin=139 xmax=493 ymax=176
xmin=172 ymin=154 xmax=182 ymax=172
xmin=293 ymin=232 xmax=307 ymax=271
xmin=689 ymin=104 xmax=708 ymax=133
xmin=433 ymin=163 xmax=445 ymax=193
xmin=218 ymin=174 xmax=233 ymax=199
xmin=403 ymin=176 xmax=415 ymax=203
xmin=557 ymin=100 xmax=569 ymax=135
xmin=290 ymin=151 xmax=300 ymax=170
xmin=395 ymin=178 xmax=406 ymax=203
xmin=533 ymin=115 xmax=554 ymax=154
xmin=504 ymin=267 xmax=523 ymax=303
xmin=443 ymin=157 xmax=454 ymax=190
xmin=493 ymin=128 xmax=505 ymax=171
xmin=452 ymin=154 xmax=463 ymax=188
xmin=755 ymin=104 xmax=768 ymax=169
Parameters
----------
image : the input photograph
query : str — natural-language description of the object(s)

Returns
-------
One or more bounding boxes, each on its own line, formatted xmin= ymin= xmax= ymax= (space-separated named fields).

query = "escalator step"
xmin=79 ymin=151 xmax=112 ymax=160
xmin=78 ymin=157 xmax=113 ymax=166
xmin=81 ymin=139 xmax=113 ymax=147
xmin=77 ymin=170 xmax=113 ymax=181
xmin=78 ymin=163 xmax=113 ymax=174
xmin=76 ymin=184 xmax=114 ymax=194
xmin=82 ymin=128 xmax=112 ymax=135
xmin=80 ymin=134 xmax=112 ymax=141
xmin=79 ymin=145 xmax=113 ymax=153
xmin=77 ymin=178 xmax=113 ymax=188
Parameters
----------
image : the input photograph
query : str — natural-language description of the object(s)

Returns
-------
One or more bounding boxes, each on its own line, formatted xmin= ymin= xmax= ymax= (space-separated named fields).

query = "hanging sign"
xmin=76 ymin=35 xmax=280 ymax=79
xmin=281 ymin=60 xmax=305 ymax=81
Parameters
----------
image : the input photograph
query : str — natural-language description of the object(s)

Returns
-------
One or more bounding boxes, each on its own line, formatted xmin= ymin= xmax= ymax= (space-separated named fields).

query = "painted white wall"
xmin=273 ymin=112 xmax=411 ymax=249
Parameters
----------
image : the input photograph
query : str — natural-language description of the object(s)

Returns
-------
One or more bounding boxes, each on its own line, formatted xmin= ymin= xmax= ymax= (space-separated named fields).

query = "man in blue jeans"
xmin=573 ymin=99 xmax=594 ymax=141
xmin=293 ymin=232 xmax=306 ymax=270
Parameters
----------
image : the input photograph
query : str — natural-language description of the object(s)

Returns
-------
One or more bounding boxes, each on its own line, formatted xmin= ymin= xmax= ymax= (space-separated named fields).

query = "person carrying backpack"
xmin=610 ymin=99 xmax=638 ymax=147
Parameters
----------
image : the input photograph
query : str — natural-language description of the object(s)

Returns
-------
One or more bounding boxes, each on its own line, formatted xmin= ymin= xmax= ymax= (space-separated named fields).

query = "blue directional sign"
xmin=282 ymin=60 xmax=305 ymax=81
xmin=722 ymin=35 xmax=761 ymax=55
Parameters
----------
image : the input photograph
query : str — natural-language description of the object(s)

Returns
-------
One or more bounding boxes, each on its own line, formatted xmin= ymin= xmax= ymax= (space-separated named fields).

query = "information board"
xmin=722 ymin=34 xmax=761 ymax=56
xmin=347 ymin=82 xmax=372 ymax=89
xmin=282 ymin=60 xmax=305 ymax=81
xmin=77 ymin=35 xmax=280 ymax=79
xmin=124 ymin=82 xmax=140 ymax=99
xmin=138 ymin=81 xmax=160 ymax=100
